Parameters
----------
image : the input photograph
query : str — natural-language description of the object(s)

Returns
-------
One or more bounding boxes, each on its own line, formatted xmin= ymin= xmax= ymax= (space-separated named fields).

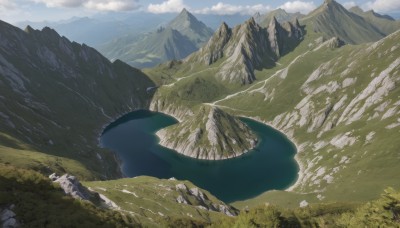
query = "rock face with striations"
xmin=156 ymin=105 xmax=257 ymax=160
xmin=50 ymin=173 xmax=95 ymax=200
xmin=174 ymin=183 xmax=238 ymax=216
xmin=186 ymin=17 xmax=303 ymax=85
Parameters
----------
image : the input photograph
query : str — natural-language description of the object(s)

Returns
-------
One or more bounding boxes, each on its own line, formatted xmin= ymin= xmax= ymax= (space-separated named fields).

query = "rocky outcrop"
xmin=149 ymin=96 xmax=194 ymax=121
xmin=157 ymin=105 xmax=257 ymax=160
xmin=193 ymin=22 xmax=232 ymax=65
xmin=174 ymin=183 xmax=238 ymax=216
xmin=1 ymin=205 xmax=19 ymax=228
xmin=50 ymin=173 xmax=97 ymax=201
xmin=50 ymin=173 xmax=120 ymax=209
xmin=186 ymin=17 xmax=303 ymax=85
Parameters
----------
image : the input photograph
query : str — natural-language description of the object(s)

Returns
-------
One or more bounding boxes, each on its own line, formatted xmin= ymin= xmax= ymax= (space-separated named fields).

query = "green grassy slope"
xmin=301 ymin=0 xmax=386 ymax=44
xmin=0 ymin=20 xmax=155 ymax=180
xmin=214 ymin=29 xmax=400 ymax=207
xmin=99 ymin=28 xmax=197 ymax=69
xmin=0 ymin=164 xmax=135 ymax=227
xmin=146 ymin=5 xmax=400 ymax=207
xmin=84 ymin=176 xmax=238 ymax=227
xmin=349 ymin=6 xmax=400 ymax=35
xmin=2 ymin=163 xmax=399 ymax=227
xmin=98 ymin=9 xmax=213 ymax=69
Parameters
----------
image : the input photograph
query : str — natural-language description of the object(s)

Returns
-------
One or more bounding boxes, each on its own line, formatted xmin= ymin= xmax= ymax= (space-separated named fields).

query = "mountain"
xmin=16 ymin=13 xmax=174 ymax=47
xmin=146 ymin=0 xmax=400 ymax=209
xmin=258 ymin=8 xmax=304 ymax=27
xmin=1 ymin=0 xmax=400 ymax=226
xmin=156 ymin=105 xmax=257 ymax=160
xmin=349 ymin=6 xmax=400 ymax=35
xmin=98 ymin=9 xmax=213 ymax=68
xmin=185 ymin=17 xmax=303 ymax=84
xmin=167 ymin=8 xmax=214 ymax=48
xmin=0 ymin=20 xmax=155 ymax=179
xmin=100 ymin=27 xmax=197 ymax=68
xmin=302 ymin=0 xmax=387 ymax=44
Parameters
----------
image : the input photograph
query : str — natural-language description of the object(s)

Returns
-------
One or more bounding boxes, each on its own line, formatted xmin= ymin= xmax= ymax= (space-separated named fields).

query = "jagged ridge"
xmin=186 ymin=17 xmax=303 ymax=85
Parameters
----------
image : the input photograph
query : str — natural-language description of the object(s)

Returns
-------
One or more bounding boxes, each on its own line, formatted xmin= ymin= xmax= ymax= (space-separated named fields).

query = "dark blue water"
xmin=101 ymin=110 xmax=298 ymax=203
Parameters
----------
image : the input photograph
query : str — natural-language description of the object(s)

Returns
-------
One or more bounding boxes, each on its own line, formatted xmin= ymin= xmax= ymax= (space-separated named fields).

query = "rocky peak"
xmin=186 ymin=14 xmax=303 ymax=85
xmin=188 ymin=22 xmax=232 ymax=65
xmin=175 ymin=8 xmax=193 ymax=22
xmin=156 ymin=105 xmax=257 ymax=160
xmin=24 ymin=25 xmax=34 ymax=33
xmin=218 ymin=22 xmax=230 ymax=35
xmin=245 ymin=17 xmax=257 ymax=27
xmin=268 ymin=16 xmax=282 ymax=57
xmin=293 ymin=18 xmax=301 ymax=28
xmin=167 ymin=8 xmax=213 ymax=48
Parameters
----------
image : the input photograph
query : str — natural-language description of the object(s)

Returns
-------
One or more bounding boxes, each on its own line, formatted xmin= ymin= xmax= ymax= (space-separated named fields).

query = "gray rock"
xmin=3 ymin=218 xmax=18 ymax=228
xmin=52 ymin=174 xmax=93 ymax=200
xmin=175 ymin=183 xmax=188 ymax=192
xmin=48 ymin=173 xmax=59 ymax=181
xmin=1 ymin=209 xmax=15 ymax=222
xmin=218 ymin=205 xmax=235 ymax=217
xmin=190 ymin=188 xmax=207 ymax=202
xmin=176 ymin=195 xmax=188 ymax=204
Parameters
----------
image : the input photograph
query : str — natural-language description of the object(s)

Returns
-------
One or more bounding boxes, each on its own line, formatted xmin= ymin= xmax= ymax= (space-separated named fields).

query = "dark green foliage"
xmin=338 ymin=187 xmax=400 ymax=227
xmin=211 ymin=188 xmax=400 ymax=227
xmin=162 ymin=216 xmax=209 ymax=228
xmin=0 ymin=164 xmax=138 ymax=227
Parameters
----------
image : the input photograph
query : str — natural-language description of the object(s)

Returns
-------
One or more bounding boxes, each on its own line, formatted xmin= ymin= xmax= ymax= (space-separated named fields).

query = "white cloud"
xmin=85 ymin=0 xmax=140 ymax=11
xmin=278 ymin=1 xmax=316 ymax=14
xmin=364 ymin=0 xmax=400 ymax=12
xmin=0 ymin=0 xmax=16 ymax=10
xmin=343 ymin=1 xmax=357 ymax=9
xmin=31 ymin=0 xmax=140 ymax=11
xmin=147 ymin=0 xmax=187 ymax=13
xmin=195 ymin=2 xmax=271 ymax=15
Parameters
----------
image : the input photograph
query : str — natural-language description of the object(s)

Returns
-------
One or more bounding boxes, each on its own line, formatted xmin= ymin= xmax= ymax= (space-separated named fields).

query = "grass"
xmin=84 ymin=176 xmax=233 ymax=226
xmin=146 ymin=26 xmax=400 ymax=208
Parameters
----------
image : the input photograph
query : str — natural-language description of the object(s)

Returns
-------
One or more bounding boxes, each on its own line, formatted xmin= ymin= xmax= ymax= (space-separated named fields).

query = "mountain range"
xmin=1 ymin=0 xmax=400 ymax=226
xmin=98 ymin=9 xmax=214 ymax=68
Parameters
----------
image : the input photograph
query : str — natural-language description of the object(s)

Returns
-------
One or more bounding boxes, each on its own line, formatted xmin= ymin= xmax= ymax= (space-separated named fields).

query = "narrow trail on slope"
xmin=164 ymin=67 xmax=218 ymax=88
xmin=211 ymin=51 xmax=309 ymax=106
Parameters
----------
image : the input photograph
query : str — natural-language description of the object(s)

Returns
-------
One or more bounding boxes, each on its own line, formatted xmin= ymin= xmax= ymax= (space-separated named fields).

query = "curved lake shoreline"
xmin=100 ymin=110 xmax=299 ymax=203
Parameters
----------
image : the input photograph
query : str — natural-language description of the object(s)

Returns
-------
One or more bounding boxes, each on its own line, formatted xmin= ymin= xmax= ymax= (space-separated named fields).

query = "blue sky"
xmin=0 ymin=0 xmax=399 ymax=23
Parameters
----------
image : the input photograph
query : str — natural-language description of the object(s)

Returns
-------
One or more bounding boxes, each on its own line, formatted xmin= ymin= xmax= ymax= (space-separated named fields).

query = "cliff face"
xmin=156 ymin=105 xmax=257 ymax=160
xmin=186 ymin=17 xmax=303 ymax=85
xmin=0 ymin=20 xmax=155 ymax=179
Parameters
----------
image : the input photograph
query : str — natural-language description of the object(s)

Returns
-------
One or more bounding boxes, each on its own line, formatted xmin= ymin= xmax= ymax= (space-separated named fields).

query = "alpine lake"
xmin=101 ymin=110 xmax=298 ymax=203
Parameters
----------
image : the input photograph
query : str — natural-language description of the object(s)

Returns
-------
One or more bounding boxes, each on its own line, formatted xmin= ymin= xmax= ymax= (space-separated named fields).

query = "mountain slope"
xmin=302 ymin=0 xmax=385 ymax=44
xmin=100 ymin=27 xmax=197 ymax=69
xmin=156 ymin=105 xmax=257 ymax=160
xmin=99 ymin=9 xmax=213 ymax=68
xmin=0 ymin=20 xmax=155 ymax=179
xmin=215 ymin=30 xmax=400 ymax=206
xmin=167 ymin=8 xmax=214 ymax=48
xmin=16 ymin=13 xmax=175 ymax=47
xmin=146 ymin=0 xmax=400 ymax=207
xmin=185 ymin=17 xmax=303 ymax=85
xmin=349 ymin=6 xmax=400 ymax=35
xmin=258 ymin=8 xmax=304 ymax=28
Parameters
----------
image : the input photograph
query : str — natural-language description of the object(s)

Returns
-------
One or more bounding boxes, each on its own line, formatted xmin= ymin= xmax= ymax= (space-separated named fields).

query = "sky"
xmin=0 ymin=0 xmax=399 ymax=23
